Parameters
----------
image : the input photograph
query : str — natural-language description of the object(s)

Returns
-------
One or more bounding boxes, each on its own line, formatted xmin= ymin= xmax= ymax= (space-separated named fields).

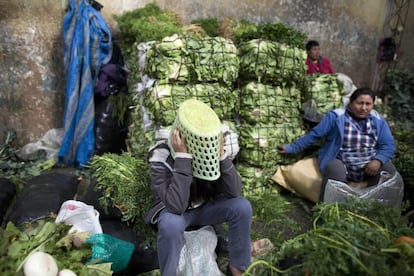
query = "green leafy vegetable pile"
xmin=246 ymin=198 xmax=414 ymax=275
xmin=114 ymin=3 xmax=182 ymax=55
xmin=145 ymin=34 xmax=239 ymax=86
xmin=234 ymin=36 xmax=307 ymax=190
xmin=144 ymin=82 xmax=237 ymax=126
xmin=303 ymin=73 xmax=345 ymax=115
xmin=90 ymin=152 xmax=155 ymax=245
xmin=128 ymin=33 xmax=240 ymax=158
xmin=0 ymin=128 xmax=56 ymax=188
xmin=238 ymin=39 xmax=307 ymax=85
xmin=238 ymin=124 xmax=304 ymax=169
xmin=219 ymin=19 xmax=307 ymax=49
xmin=0 ymin=220 xmax=112 ymax=275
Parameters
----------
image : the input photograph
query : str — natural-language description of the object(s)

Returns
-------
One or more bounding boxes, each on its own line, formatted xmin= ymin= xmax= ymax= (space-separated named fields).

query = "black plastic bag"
xmin=94 ymin=97 xmax=128 ymax=155
xmin=4 ymin=172 xmax=78 ymax=226
xmin=0 ymin=178 xmax=16 ymax=225
xmin=101 ymin=219 xmax=159 ymax=275
xmin=77 ymin=179 xmax=123 ymax=220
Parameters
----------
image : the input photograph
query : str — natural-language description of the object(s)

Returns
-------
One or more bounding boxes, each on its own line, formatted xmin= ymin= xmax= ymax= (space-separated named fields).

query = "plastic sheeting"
xmin=324 ymin=171 xmax=404 ymax=208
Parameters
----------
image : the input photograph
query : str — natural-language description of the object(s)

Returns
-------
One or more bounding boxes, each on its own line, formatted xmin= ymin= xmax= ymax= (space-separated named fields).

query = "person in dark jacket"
xmin=305 ymin=40 xmax=334 ymax=74
xmin=144 ymin=100 xmax=252 ymax=276
xmin=278 ymin=87 xmax=396 ymax=201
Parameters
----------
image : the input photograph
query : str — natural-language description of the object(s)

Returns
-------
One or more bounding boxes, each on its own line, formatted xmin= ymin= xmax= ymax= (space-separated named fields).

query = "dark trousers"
xmin=319 ymin=159 xmax=396 ymax=202
xmin=156 ymin=196 xmax=252 ymax=276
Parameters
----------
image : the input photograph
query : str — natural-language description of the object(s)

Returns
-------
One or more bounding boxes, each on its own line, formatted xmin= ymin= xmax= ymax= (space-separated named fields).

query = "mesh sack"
xmin=323 ymin=171 xmax=404 ymax=208
xmin=303 ymin=74 xmax=344 ymax=114
xmin=169 ymin=99 xmax=221 ymax=181
xmin=238 ymin=82 xmax=302 ymax=125
xmin=238 ymin=39 xmax=307 ymax=85
xmin=86 ymin=233 xmax=135 ymax=272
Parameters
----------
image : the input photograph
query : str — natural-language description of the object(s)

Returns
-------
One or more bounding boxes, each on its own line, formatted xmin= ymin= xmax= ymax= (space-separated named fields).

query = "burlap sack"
xmin=272 ymin=157 xmax=321 ymax=203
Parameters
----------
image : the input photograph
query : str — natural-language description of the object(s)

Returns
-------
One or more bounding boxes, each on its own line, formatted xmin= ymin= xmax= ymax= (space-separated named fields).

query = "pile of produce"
xmin=145 ymin=34 xmax=239 ymax=86
xmin=128 ymin=34 xmax=240 ymax=158
xmin=303 ymin=73 xmax=345 ymax=115
xmin=238 ymin=39 xmax=307 ymax=85
xmin=0 ymin=129 xmax=56 ymax=190
xmin=235 ymin=39 xmax=307 ymax=192
xmin=237 ymin=83 xmax=304 ymax=173
xmin=143 ymin=82 xmax=237 ymax=127
xmin=90 ymin=152 xmax=155 ymax=245
xmin=246 ymin=198 xmax=414 ymax=275
xmin=0 ymin=220 xmax=112 ymax=275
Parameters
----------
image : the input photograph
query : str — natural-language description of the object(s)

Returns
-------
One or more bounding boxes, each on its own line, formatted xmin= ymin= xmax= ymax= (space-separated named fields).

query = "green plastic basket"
xmin=169 ymin=99 xmax=221 ymax=181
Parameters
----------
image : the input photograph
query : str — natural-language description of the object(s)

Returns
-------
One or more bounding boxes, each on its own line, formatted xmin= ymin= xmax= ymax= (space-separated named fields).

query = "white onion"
xmin=23 ymin=251 xmax=58 ymax=276
xmin=58 ymin=269 xmax=77 ymax=276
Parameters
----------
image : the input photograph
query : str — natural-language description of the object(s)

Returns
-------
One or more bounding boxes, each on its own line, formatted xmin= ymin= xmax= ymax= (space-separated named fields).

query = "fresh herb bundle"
xmin=247 ymin=198 xmax=414 ymax=275
xmin=90 ymin=152 xmax=156 ymax=245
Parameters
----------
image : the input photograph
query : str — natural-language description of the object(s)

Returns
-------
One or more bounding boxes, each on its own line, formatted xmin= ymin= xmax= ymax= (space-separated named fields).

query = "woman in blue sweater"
xmin=278 ymin=87 xmax=396 ymax=201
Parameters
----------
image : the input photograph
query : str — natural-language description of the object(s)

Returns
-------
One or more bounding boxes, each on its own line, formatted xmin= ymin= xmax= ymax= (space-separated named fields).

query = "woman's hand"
xmin=365 ymin=159 xmax=382 ymax=176
xmin=172 ymin=128 xmax=187 ymax=153
xmin=277 ymin=144 xmax=286 ymax=153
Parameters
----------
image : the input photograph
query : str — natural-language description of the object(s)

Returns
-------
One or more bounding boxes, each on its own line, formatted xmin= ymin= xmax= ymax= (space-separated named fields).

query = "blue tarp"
xmin=59 ymin=0 xmax=112 ymax=166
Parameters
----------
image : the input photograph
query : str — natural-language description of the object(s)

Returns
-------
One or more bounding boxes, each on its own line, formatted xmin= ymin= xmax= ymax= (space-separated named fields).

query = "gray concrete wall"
xmin=1 ymin=0 xmax=413 ymax=147
xmin=0 ymin=0 xmax=66 ymax=145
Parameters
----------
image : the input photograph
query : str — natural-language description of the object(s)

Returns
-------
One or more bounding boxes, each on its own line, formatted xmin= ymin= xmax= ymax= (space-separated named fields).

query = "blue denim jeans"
xmin=156 ymin=196 xmax=252 ymax=276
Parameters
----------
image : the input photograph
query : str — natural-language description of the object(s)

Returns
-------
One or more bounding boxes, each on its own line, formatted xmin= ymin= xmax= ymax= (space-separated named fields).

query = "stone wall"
xmin=0 ymin=0 xmax=413 ymax=146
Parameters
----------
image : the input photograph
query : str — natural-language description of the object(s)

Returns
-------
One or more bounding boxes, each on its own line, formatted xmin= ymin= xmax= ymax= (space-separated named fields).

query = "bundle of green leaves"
xmin=238 ymin=82 xmax=302 ymax=125
xmin=144 ymin=82 xmax=237 ymax=126
xmin=238 ymin=124 xmax=304 ymax=169
xmin=245 ymin=198 xmax=414 ymax=275
xmin=225 ymin=20 xmax=307 ymax=49
xmin=145 ymin=35 xmax=240 ymax=86
xmin=0 ymin=129 xmax=56 ymax=189
xmin=0 ymin=220 xmax=112 ymax=275
xmin=303 ymin=74 xmax=345 ymax=114
xmin=238 ymin=39 xmax=307 ymax=85
xmin=114 ymin=3 xmax=182 ymax=52
xmin=90 ymin=152 xmax=155 ymax=245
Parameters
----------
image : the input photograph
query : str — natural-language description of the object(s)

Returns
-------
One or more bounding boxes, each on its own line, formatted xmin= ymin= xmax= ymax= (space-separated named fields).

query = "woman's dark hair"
xmin=349 ymin=87 xmax=376 ymax=103
xmin=306 ymin=40 xmax=320 ymax=51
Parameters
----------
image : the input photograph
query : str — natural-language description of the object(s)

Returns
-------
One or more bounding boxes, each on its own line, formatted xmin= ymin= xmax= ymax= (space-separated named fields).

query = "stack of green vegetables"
xmin=145 ymin=34 xmax=239 ymax=86
xmin=238 ymin=39 xmax=307 ymax=86
xmin=144 ymin=82 xmax=237 ymax=127
xmin=303 ymin=73 xmax=345 ymax=115
xmin=128 ymin=33 xmax=240 ymax=157
xmin=238 ymin=83 xmax=304 ymax=169
xmin=236 ymin=39 xmax=307 ymax=192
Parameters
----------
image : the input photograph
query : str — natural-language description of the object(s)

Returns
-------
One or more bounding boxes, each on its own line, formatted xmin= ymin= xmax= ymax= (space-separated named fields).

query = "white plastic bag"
xmin=177 ymin=225 xmax=223 ymax=276
xmin=55 ymin=200 xmax=103 ymax=234
xmin=221 ymin=123 xmax=240 ymax=160
xmin=17 ymin=128 xmax=64 ymax=160
xmin=324 ymin=171 xmax=404 ymax=208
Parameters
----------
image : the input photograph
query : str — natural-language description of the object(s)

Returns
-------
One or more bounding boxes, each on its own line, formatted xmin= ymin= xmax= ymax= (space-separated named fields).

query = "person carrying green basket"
xmin=144 ymin=99 xmax=252 ymax=276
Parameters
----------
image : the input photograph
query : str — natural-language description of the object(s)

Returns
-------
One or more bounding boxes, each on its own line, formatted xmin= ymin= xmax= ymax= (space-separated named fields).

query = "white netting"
xmin=169 ymin=99 xmax=221 ymax=181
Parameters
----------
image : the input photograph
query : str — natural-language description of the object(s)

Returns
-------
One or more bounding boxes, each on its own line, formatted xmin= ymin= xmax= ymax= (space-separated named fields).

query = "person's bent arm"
xmin=283 ymin=110 xmax=338 ymax=154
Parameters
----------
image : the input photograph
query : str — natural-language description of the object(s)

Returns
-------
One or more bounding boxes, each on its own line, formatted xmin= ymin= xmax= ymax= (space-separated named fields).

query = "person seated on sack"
xmin=277 ymin=87 xmax=396 ymax=202
xmin=144 ymin=99 xmax=252 ymax=276
xmin=305 ymin=40 xmax=334 ymax=74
